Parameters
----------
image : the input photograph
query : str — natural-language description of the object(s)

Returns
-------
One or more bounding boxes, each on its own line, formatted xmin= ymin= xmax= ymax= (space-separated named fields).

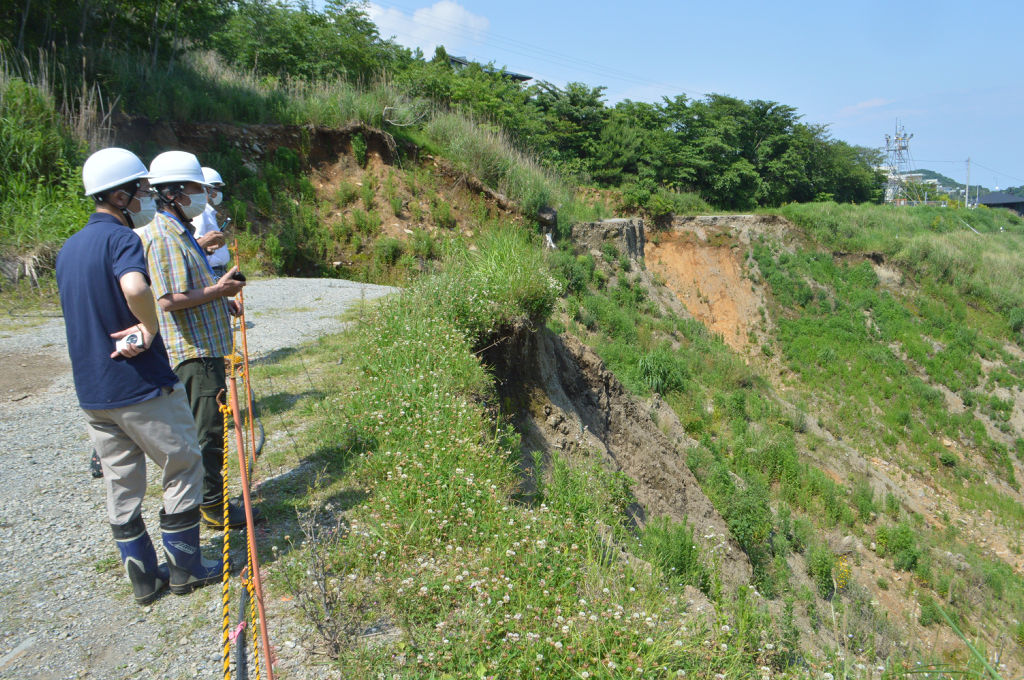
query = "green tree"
xmin=214 ymin=0 xmax=409 ymax=82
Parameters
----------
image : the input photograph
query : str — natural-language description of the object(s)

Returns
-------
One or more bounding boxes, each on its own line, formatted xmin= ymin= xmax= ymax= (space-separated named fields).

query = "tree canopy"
xmin=5 ymin=0 xmax=884 ymax=209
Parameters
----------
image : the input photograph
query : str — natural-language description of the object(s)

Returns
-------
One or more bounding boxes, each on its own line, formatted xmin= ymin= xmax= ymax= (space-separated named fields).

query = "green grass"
xmin=259 ymin=232 xmax=795 ymax=677
xmin=780 ymin=201 xmax=1024 ymax=337
xmin=0 ymin=68 xmax=92 ymax=252
xmin=751 ymin=241 xmax=1016 ymax=484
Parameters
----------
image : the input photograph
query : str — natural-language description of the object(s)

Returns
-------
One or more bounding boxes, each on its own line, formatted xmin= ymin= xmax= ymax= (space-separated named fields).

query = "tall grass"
xmin=781 ymin=202 xmax=1024 ymax=334
xmin=89 ymin=47 xmax=577 ymax=219
xmin=425 ymin=112 xmax=571 ymax=216
xmin=0 ymin=53 xmax=94 ymax=253
xmin=266 ymin=230 xmax=794 ymax=677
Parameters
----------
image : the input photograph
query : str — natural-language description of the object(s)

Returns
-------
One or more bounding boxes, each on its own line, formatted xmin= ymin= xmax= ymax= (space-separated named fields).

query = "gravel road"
xmin=0 ymin=278 xmax=395 ymax=679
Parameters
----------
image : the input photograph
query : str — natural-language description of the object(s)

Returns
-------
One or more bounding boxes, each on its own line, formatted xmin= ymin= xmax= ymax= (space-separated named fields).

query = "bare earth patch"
xmin=0 ymin=351 xmax=66 ymax=401
xmin=647 ymin=230 xmax=766 ymax=351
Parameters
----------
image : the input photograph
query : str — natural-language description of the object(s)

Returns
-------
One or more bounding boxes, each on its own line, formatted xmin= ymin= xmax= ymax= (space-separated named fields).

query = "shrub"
xmin=352 ymin=209 xmax=381 ymax=235
xmin=410 ymin=228 xmax=437 ymax=259
xmin=431 ymin=198 xmax=456 ymax=229
xmin=851 ymin=479 xmax=876 ymax=523
xmin=549 ymin=250 xmax=594 ymax=295
xmin=876 ymin=522 xmax=922 ymax=572
xmin=918 ymin=594 xmax=943 ymax=627
xmin=351 ymin=132 xmax=368 ymax=167
xmin=361 ymin=176 xmax=376 ymax=209
xmin=373 ymin=236 xmax=404 ymax=266
xmin=807 ymin=544 xmax=835 ymax=599
xmin=724 ymin=481 xmax=773 ymax=571
xmin=336 ymin=181 xmax=359 ymax=207
xmin=639 ymin=517 xmax=711 ymax=594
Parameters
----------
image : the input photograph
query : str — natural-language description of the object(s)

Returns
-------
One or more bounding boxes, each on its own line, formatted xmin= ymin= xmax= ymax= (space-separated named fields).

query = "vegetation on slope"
xmin=254 ymin=229 xmax=789 ymax=677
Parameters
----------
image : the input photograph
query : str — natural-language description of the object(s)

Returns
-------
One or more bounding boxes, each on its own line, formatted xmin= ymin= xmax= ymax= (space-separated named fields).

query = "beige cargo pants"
xmin=83 ymin=384 xmax=204 ymax=524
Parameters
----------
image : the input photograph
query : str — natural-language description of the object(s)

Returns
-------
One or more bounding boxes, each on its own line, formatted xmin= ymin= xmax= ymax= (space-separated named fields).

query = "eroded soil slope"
xmin=485 ymin=328 xmax=753 ymax=590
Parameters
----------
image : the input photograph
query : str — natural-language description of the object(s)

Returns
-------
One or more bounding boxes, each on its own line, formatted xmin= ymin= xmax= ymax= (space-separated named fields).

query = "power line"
xmin=370 ymin=0 xmax=709 ymax=98
xmin=972 ymin=161 xmax=1024 ymax=186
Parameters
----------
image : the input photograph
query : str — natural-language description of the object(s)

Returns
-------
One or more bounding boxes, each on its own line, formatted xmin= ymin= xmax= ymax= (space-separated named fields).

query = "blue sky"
xmin=364 ymin=0 xmax=1024 ymax=191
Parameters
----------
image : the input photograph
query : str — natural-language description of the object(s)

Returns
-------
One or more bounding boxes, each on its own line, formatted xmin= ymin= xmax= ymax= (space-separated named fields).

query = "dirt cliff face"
xmin=645 ymin=216 xmax=787 ymax=352
xmin=486 ymin=328 xmax=753 ymax=590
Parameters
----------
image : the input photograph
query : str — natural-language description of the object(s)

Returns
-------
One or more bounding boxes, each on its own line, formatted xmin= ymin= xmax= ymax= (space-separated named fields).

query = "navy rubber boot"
xmin=160 ymin=507 xmax=223 ymax=595
xmin=111 ymin=513 xmax=168 ymax=605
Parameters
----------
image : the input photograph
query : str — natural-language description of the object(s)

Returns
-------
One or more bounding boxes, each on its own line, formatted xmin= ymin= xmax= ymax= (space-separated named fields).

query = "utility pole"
xmin=965 ymin=157 xmax=970 ymax=209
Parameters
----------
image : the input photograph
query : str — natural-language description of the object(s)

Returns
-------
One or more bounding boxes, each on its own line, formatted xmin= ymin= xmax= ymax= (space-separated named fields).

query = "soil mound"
xmin=486 ymin=328 xmax=753 ymax=589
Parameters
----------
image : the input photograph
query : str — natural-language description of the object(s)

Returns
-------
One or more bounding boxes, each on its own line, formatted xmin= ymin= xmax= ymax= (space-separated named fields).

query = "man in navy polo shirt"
xmin=57 ymin=147 xmax=222 ymax=605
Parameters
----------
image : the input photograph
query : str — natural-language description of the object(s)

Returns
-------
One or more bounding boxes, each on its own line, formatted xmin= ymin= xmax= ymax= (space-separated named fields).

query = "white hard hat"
xmin=201 ymin=167 xmax=224 ymax=187
xmin=82 ymin=147 xmax=148 ymax=196
xmin=148 ymin=151 xmax=205 ymax=186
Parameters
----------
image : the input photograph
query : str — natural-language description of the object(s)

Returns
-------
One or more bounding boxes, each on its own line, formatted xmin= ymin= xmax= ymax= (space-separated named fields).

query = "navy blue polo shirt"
xmin=56 ymin=212 xmax=178 ymax=410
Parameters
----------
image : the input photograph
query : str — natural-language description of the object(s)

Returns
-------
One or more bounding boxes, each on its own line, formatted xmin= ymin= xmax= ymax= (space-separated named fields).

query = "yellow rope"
xmin=246 ymin=544 xmax=262 ymax=680
xmin=220 ymin=399 xmax=232 ymax=680
xmin=227 ymin=319 xmax=264 ymax=679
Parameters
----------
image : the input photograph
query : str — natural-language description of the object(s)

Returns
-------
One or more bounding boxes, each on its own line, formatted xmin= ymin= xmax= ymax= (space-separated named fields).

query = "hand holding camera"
xmin=218 ymin=266 xmax=246 ymax=297
xmin=110 ymin=325 xmax=153 ymax=359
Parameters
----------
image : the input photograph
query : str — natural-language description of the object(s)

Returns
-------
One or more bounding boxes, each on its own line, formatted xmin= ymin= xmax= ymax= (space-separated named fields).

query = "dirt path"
xmin=0 ymin=278 xmax=394 ymax=679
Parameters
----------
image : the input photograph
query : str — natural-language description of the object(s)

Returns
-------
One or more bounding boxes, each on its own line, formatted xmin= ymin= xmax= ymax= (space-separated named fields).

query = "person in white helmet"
xmin=57 ymin=147 xmax=222 ymax=605
xmin=192 ymin=167 xmax=231 ymax=277
xmin=136 ymin=150 xmax=260 ymax=531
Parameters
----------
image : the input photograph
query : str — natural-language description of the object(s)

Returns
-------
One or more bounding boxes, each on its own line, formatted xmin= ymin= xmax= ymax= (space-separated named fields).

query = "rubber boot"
xmin=111 ymin=514 xmax=168 ymax=605
xmin=160 ymin=507 xmax=223 ymax=594
xmin=200 ymin=496 xmax=263 ymax=530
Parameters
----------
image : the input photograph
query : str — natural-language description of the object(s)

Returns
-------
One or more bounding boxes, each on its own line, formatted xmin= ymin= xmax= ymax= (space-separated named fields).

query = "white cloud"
xmin=368 ymin=1 xmax=490 ymax=58
xmin=837 ymin=97 xmax=893 ymax=118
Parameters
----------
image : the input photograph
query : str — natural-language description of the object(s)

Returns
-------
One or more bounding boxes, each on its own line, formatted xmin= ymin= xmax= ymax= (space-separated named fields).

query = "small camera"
xmin=230 ymin=270 xmax=246 ymax=282
xmin=115 ymin=332 xmax=144 ymax=354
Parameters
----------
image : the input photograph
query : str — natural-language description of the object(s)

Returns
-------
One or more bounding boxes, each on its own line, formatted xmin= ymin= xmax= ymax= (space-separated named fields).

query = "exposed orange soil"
xmin=646 ymin=233 xmax=763 ymax=351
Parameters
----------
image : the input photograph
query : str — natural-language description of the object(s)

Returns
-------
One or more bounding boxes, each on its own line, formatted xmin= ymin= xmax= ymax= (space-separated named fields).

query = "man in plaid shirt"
xmin=136 ymin=150 xmax=259 ymax=530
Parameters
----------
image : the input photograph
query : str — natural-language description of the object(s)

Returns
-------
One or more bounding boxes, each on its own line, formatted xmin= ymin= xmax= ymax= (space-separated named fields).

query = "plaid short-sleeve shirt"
xmin=136 ymin=211 xmax=233 ymax=368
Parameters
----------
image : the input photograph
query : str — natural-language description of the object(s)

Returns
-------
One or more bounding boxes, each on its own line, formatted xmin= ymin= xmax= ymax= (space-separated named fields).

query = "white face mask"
xmin=127 ymin=195 xmax=157 ymax=227
xmin=208 ymin=188 xmax=223 ymax=207
xmin=179 ymin=191 xmax=207 ymax=220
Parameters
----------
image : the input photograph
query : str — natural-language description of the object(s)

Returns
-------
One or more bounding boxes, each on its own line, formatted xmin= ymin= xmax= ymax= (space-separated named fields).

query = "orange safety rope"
xmin=238 ymin=282 xmax=260 ymax=470
xmin=228 ymin=369 xmax=274 ymax=679
xmin=226 ymin=242 xmax=275 ymax=679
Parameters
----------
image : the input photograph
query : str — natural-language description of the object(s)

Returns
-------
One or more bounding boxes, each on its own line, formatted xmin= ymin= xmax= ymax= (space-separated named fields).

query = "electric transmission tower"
xmin=884 ymin=122 xmax=921 ymax=204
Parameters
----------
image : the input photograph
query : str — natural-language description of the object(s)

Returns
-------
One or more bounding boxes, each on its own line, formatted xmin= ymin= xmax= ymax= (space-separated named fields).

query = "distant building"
xmin=448 ymin=55 xmax=532 ymax=82
xmin=978 ymin=191 xmax=1024 ymax=215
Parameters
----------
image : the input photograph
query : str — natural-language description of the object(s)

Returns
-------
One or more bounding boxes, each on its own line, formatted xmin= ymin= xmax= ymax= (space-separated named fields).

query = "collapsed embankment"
xmin=485 ymin=326 xmax=753 ymax=591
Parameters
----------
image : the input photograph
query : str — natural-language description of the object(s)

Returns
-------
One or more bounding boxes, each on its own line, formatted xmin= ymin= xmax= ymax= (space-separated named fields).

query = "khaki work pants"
xmin=84 ymin=384 xmax=203 ymax=524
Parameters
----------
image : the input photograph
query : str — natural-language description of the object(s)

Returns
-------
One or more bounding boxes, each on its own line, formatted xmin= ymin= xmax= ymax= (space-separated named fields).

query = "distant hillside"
xmin=911 ymin=168 xmax=992 ymax=195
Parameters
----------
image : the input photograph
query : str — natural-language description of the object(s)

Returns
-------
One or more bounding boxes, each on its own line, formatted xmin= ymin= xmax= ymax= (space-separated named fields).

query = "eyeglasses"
xmin=115 ymin=186 xmax=157 ymax=201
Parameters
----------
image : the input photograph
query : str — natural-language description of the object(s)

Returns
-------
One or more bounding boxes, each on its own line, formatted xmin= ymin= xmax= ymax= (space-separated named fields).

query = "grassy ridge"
xmin=263 ymin=230 xmax=794 ymax=677
xmin=780 ymin=202 xmax=1024 ymax=333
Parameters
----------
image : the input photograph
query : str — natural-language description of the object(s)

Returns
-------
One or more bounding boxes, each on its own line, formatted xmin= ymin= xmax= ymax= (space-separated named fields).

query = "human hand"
xmin=197 ymin=231 xmax=225 ymax=252
xmin=217 ymin=266 xmax=246 ymax=297
xmin=110 ymin=325 xmax=154 ymax=359
xmin=228 ymin=299 xmax=243 ymax=317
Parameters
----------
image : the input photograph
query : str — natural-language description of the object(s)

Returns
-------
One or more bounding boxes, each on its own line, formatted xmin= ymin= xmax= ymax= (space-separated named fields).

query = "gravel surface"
xmin=0 ymin=278 xmax=395 ymax=679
